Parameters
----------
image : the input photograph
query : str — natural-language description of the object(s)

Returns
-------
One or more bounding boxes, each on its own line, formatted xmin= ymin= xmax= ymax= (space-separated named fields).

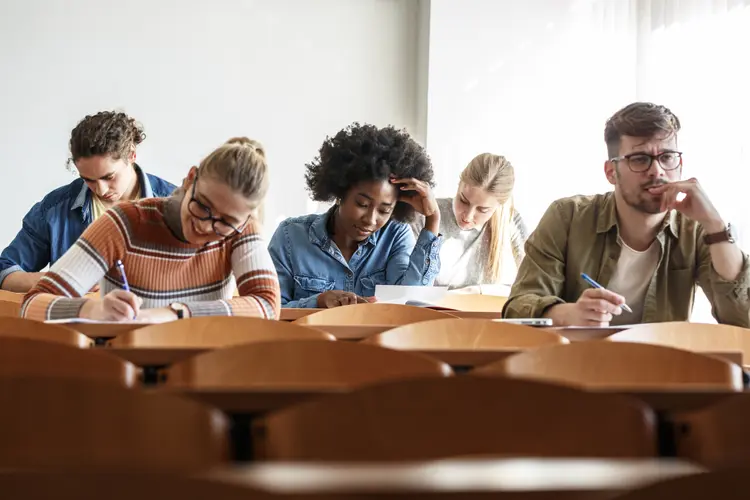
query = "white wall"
xmin=0 ymin=0 xmax=420 ymax=244
xmin=426 ymin=0 xmax=637 ymax=227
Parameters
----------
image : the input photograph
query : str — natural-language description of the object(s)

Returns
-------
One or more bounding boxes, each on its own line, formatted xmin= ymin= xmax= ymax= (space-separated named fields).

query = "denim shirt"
xmin=0 ymin=165 xmax=176 ymax=286
xmin=268 ymin=209 xmax=443 ymax=308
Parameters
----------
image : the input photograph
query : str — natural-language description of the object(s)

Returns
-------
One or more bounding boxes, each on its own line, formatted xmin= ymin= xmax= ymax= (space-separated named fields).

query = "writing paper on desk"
xmin=44 ymin=318 xmax=154 ymax=325
xmin=374 ymin=285 xmax=448 ymax=305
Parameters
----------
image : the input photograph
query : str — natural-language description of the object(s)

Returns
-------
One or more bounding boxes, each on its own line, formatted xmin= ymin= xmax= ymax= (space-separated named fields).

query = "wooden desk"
xmin=280 ymin=308 xmax=504 ymax=322
xmin=105 ymin=344 xmax=741 ymax=373
xmin=546 ymin=326 xmax=630 ymax=341
xmin=208 ymin=458 xmax=703 ymax=498
xmin=106 ymin=347 xmax=208 ymax=366
xmin=164 ymin=384 xmax=748 ymax=415
xmin=45 ymin=322 xmax=152 ymax=340
xmin=106 ymin=346 xmax=520 ymax=369
xmin=307 ymin=324 xmax=393 ymax=340
xmin=158 ymin=386 xmax=347 ymax=414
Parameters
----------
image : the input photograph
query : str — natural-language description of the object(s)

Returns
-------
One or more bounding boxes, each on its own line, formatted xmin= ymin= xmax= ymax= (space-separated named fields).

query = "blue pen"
xmin=580 ymin=273 xmax=633 ymax=314
xmin=115 ymin=260 xmax=130 ymax=292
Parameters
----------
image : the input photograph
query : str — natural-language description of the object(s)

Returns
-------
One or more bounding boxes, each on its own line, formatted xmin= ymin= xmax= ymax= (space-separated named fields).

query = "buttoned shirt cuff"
xmin=710 ymin=252 xmax=750 ymax=299
xmin=0 ymin=265 xmax=23 ymax=288
xmin=502 ymin=295 xmax=565 ymax=319
xmin=416 ymin=229 xmax=443 ymax=285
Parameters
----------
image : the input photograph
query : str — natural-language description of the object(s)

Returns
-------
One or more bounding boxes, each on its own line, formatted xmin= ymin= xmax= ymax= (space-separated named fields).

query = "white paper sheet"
xmin=44 ymin=318 xmax=154 ymax=325
xmin=374 ymin=285 xmax=448 ymax=305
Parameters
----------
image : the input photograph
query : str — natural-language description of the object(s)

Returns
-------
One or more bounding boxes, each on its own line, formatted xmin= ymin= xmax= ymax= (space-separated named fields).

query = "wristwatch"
xmin=169 ymin=302 xmax=189 ymax=319
xmin=704 ymin=223 xmax=735 ymax=245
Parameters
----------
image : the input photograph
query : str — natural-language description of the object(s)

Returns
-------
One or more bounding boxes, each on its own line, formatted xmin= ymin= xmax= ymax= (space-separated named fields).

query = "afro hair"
xmin=305 ymin=122 xmax=434 ymax=223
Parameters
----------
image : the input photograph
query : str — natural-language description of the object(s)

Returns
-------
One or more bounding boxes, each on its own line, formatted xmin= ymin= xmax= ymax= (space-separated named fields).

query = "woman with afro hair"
xmin=268 ymin=123 xmax=443 ymax=308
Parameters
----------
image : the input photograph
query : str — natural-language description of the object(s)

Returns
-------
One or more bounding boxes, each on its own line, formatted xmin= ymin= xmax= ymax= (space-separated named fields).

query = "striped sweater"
xmin=22 ymin=197 xmax=281 ymax=321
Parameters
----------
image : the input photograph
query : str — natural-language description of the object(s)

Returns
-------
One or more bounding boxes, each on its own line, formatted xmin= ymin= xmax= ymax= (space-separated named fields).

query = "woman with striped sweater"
xmin=22 ymin=138 xmax=280 ymax=323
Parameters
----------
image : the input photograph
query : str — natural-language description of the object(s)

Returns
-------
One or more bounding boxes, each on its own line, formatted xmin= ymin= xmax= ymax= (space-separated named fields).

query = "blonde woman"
xmin=411 ymin=153 xmax=527 ymax=293
xmin=22 ymin=137 xmax=280 ymax=322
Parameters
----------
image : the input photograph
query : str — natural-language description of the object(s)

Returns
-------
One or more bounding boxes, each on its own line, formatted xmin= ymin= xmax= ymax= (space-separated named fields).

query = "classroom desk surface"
xmin=280 ymin=308 xmax=505 ymax=321
xmin=105 ymin=344 xmax=742 ymax=371
xmin=163 ymin=385 xmax=748 ymax=415
xmin=58 ymin=319 xmax=631 ymax=342
xmin=105 ymin=346 xmax=522 ymax=368
xmin=207 ymin=458 xmax=703 ymax=499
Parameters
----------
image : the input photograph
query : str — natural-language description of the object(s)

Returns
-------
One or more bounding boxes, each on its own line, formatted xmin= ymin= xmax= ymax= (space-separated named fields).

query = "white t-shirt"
xmin=606 ymin=238 xmax=660 ymax=325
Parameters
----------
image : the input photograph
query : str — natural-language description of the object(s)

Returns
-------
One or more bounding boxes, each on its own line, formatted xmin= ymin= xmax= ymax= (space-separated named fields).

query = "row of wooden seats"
xmin=1 ymin=320 xmax=744 ymax=389
xmin=4 ymin=312 xmax=750 ymax=364
xmin=0 ymin=375 xmax=747 ymax=468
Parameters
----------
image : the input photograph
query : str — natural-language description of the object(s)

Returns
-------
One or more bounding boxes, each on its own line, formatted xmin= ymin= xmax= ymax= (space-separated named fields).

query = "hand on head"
xmin=389 ymin=176 xmax=438 ymax=217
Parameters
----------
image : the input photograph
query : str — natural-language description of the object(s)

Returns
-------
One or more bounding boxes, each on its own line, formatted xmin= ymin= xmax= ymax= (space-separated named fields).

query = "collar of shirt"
xmin=308 ymin=207 xmax=383 ymax=250
xmin=70 ymin=163 xmax=154 ymax=212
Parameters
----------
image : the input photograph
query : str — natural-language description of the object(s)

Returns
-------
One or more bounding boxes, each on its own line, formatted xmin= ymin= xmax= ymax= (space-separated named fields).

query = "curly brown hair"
xmin=604 ymin=102 xmax=681 ymax=158
xmin=67 ymin=111 xmax=145 ymax=169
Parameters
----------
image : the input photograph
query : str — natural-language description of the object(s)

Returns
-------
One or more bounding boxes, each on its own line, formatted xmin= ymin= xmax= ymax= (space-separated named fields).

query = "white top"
xmin=606 ymin=238 xmax=660 ymax=325
xmin=410 ymin=198 xmax=528 ymax=289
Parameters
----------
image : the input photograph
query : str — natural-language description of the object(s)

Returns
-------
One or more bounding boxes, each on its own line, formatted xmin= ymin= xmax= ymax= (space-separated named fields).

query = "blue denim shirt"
xmin=268 ymin=209 xmax=443 ymax=308
xmin=0 ymin=165 xmax=175 ymax=285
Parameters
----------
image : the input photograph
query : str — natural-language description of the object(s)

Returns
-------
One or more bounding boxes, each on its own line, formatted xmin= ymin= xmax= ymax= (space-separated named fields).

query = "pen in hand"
xmin=580 ymin=273 xmax=633 ymax=314
xmin=115 ymin=259 xmax=139 ymax=320
xmin=115 ymin=260 xmax=130 ymax=292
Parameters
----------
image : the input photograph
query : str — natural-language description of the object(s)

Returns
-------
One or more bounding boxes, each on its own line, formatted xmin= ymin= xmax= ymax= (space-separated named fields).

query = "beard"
xmin=615 ymin=167 xmax=669 ymax=214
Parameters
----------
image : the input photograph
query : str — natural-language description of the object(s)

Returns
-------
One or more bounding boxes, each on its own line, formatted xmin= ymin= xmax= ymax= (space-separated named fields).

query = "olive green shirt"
xmin=503 ymin=192 xmax=750 ymax=327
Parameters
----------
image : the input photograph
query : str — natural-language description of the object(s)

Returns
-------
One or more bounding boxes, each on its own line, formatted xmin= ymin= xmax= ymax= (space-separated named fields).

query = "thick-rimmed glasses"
xmin=188 ymin=172 xmax=244 ymax=237
xmin=610 ymin=151 xmax=683 ymax=173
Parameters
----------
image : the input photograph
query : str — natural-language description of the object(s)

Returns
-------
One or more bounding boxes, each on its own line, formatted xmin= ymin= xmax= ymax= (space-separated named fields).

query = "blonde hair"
xmin=199 ymin=137 xmax=269 ymax=223
xmin=460 ymin=153 xmax=516 ymax=283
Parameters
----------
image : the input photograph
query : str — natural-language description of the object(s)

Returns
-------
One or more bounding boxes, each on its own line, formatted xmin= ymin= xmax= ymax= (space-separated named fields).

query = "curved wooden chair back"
xmin=166 ymin=340 xmax=452 ymax=388
xmin=434 ymin=294 xmax=508 ymax=312
xmin=0 ymin=300 xmax=20 ymax=317
xmin=0 ymin=317 xmax=91 ymax=347
xmin=259 ymin=377 xmax=656 ymax=461
xmin=673 ymin=395 xmax=750 ymax=468
xmin=111 ymin=316 xmax=335 ymax=348
xmin=294 ymin=303 xmax=455 ymax=326
xmin=0 ymin=377 xmax=228 ymax=470
xmin=475 ymin=341 xmax=743 ymax=389
xmin=0 ymin=337 xmax=136 ymax=386
xmin=0 ymin=471 xmax=269 ymax=500
xmin=609 ymin=321 xmax=750 ymax=361
xmin=365 ymin=318 xmax=568 ymax=349
xmin=614 ymin=470 xmax=742 ymax=500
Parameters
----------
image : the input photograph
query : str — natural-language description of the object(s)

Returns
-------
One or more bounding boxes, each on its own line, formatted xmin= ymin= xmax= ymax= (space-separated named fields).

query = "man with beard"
xmin=503 ymin=102 xmax=749 ymax=327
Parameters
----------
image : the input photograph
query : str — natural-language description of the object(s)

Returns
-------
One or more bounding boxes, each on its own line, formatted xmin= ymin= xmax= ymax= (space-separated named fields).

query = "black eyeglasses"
xmin=188 ymin=171 xmax=244 ymax=237
xmin=610 ymin=151 xmax=683 ymax=173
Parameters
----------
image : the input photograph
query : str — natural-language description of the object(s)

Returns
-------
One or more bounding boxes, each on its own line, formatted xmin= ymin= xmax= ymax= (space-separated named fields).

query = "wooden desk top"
xmin=47 ymin=321 xmax=149 ymax=339
xmin=208 ymin=458 xmax=703 ymax=498
xmin=164 ymin=384 xmax=747 ymax=415
xmin=158 ymin=386 xmax=347 ymax=413
xmin=105 ymin=346 xmax=521 ymax=368
xmin=280 ymin=308 xmax=504 ymax=321
xmin=106 ymin=347 xmax=208 ymax=366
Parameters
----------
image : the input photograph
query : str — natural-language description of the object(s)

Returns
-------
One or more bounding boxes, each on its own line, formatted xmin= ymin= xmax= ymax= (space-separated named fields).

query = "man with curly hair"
xmin=269 ymin=123 xmax=443 ymax=308
xmin=504 ymin=102 xmax=750 ymax=327
xmin=0 ymin=111 xmax=175 ymax=292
